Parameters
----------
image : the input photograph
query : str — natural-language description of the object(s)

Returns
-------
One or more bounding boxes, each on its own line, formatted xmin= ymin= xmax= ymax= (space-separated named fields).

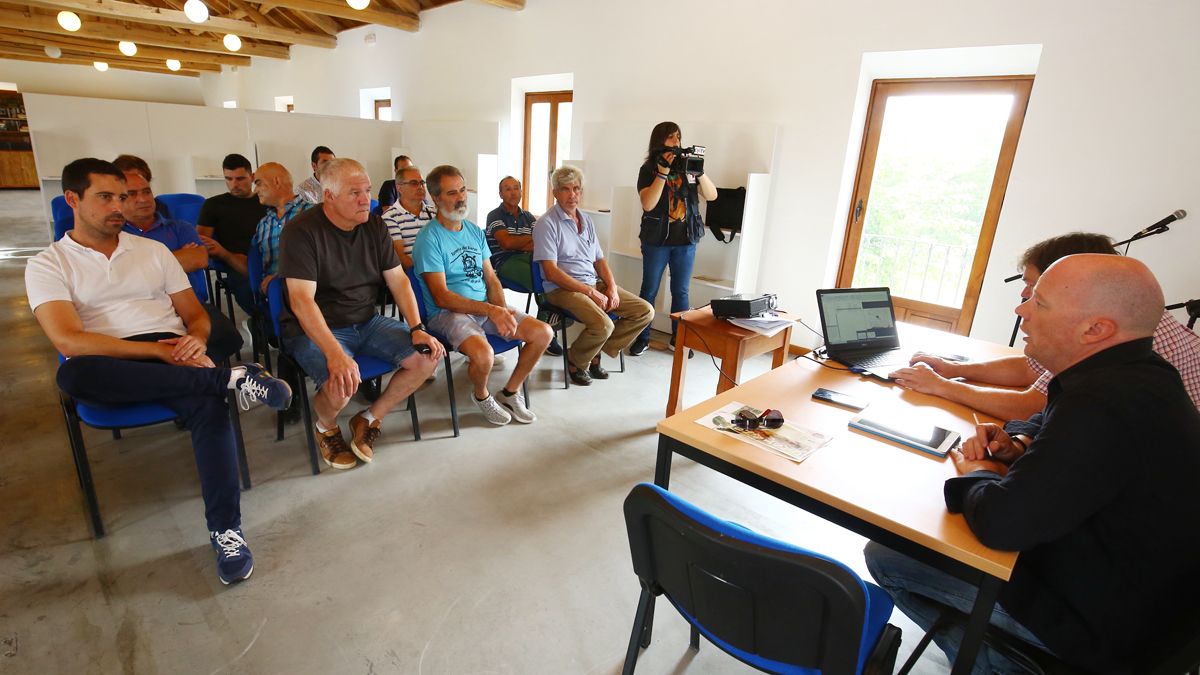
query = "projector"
xmin=711 ymin=293 xmax=777 ymax=319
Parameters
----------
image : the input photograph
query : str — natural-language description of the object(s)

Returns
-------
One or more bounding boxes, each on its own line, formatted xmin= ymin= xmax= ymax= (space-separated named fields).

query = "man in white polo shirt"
xmin=25 ymin=158 xmax=293 ymax=585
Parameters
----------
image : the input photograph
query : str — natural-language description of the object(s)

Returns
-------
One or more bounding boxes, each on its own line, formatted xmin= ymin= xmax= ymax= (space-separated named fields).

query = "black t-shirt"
xmin=276 ymin=206 xmax=400 ymax=337
xmin=197 ymin=192 xmax=269 ymax=254
xmin=637 ymin=163 xmax=693 ymax=246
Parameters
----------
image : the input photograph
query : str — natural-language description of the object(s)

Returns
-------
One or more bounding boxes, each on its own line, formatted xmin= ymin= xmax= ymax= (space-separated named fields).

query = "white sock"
xmin=359 ymin=409 xmax=377 ymax=423
xmin=227 ymin=366 xmax=247 ymax=389
xmin=316 ymin=419 xmax=336 ymax=434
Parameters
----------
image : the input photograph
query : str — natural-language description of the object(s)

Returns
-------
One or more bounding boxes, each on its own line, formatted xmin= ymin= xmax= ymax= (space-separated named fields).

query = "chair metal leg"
xmin=295 ymin=371 xmax=320 ymax=475
xmin=617 ymin=349 xmax=626 ymax=373
xmin=525 ymin=292 xmax=532 ymax=313
xmin=689 ymin=625 xmax=700 ymax=650
xmin=111 ymin=429 xmax=121 ymax=440
xmin=443 ymin=353 xmax=460 ymax=437
xmin=60 ymin=395 xmax=105 ymax=538
xmin=275 ymin=409 xmax=285 ymax=441
xmin=641 ymin=595 xmax=656 ymax=648
xmin=407 ymin=393 xmax=420 ymax=441
xmin=225 ymin=390 xmax=251 ymax=490
xmin=897 ymin=614 xmax=949 ymax=675
xmin=560 ymin=324 xmax=570 ymax=389
xmin=622 ymin=589 xmax=653 ymax=675
xmin=521 ymin=375 xmax=529 ymax=408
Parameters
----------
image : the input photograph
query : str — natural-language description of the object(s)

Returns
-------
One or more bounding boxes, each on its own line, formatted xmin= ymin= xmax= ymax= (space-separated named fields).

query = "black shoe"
xmin=668 ymin=335 xmax=694 ymax=359
xmin=628 ymin=336 xmax=649 ymax=356
xmin=283 ymin=399 xmax=302 ymax=425
xmin=588 ymin=361 xmax=609 ymax=380
xmin=546 ymin=337 xmax=564 ymax=357
xmin=568 ymin=366 xmax=592 ymax=386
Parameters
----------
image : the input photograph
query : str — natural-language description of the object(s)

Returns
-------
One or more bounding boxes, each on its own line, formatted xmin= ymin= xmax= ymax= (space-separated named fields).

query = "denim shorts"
xmin=282 ymin=314 xmax=415 ymax=388
xmin=427 ymin=307 xmax=529 ymax=350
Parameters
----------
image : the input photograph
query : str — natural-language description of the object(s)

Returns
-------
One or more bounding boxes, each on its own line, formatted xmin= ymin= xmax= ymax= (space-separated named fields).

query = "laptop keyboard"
xmin=850 ymin=351 xmax=901 ymax=368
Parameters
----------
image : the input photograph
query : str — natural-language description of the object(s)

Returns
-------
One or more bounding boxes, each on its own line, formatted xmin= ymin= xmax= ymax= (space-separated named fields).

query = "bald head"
xmin=253 ymin=162 xmax=294 ymax=210
xmin=1043 ymin=254 xmax=1163 ymax=338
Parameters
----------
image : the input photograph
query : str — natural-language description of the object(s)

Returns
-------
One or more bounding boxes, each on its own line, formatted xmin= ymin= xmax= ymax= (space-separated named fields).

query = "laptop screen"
xmin=815 ymin=287 xmax=900 ymax=352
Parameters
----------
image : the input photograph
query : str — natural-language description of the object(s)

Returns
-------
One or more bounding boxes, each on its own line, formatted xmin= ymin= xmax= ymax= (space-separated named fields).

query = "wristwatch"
xmin=411 ymin=322 xmax=427 ymax=334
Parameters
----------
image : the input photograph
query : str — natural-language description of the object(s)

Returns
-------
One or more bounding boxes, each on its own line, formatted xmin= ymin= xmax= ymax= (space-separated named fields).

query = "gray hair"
xmin=426 ymin=164 xmax=464 ymax=198
xmin=319 ymin=157 xmax=368 ymax=197
xmin=550 ymin=165 xmax=583 ymax=190
xmin=395 ymin=165 xmax=423 ymax=183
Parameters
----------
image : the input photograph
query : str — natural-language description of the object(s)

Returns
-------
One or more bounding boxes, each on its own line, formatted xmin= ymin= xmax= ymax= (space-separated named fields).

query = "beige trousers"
xmin=544 ymin=281 xmax=654 ymax=370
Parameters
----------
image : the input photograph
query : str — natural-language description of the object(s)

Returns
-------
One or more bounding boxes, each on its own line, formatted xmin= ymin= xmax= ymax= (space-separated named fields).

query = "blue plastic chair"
xmin=622 ymin=483 xmax=901 ymax=675
xmin=266 ymin=277 xmax=419 ymax=474
xmin=157 ymin=193 xmax=205 ymax=225
xmin=51 ymin=222 xmax=250 ymax=537
xmin=407 ymin=268 xmax=529 ymax=437
xmin=532 ymin=261 xmax=625 ymax=389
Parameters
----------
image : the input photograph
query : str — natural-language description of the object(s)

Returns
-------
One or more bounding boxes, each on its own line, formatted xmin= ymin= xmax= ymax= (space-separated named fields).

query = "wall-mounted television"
xmin=704 ymin=186 xmax=746 ymax=234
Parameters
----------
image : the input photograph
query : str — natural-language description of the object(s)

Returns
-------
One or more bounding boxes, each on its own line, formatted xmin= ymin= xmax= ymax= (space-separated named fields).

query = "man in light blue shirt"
xmin=533 ymin=166 xmax=653 ymax=386
xmin=414 ymin=165 xmax=553 ymax=426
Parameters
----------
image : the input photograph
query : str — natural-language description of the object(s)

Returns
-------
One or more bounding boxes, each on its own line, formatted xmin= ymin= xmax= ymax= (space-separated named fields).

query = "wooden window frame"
xmin=374 ymin=98 xmax=392 ymax=121
xmin=522 ymin=90 xmax=573 ymax=211
xmin=836 ymin=75 xmax=1034 ymax=335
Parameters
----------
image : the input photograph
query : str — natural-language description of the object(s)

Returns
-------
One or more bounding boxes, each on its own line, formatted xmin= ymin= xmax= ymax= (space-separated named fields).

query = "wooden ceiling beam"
xmin=0 ymin=27 xmax=252 ymax=64
xmin=477 ymin=0 xmax=523 ymax=9
xmin=0 ymin=8 xmax=291 ymax=57
xmin=258 ymin=0 xmax=417 ymax=31
xmin=20 ymin=0 xmax=337 ymax=47
xmin=0 ymin=45 xmax=202 ymax=74
xmin=293 ymin=9 xmax=338 ymax=35
xmin=0 ymin=39 xmax=221 ymax=69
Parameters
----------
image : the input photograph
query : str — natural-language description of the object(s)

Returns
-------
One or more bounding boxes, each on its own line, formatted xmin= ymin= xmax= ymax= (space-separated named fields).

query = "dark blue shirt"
xmin=484 ymin=204 xmax=536 ymax=268
xmin=122 ymin=215 xmax=207 ymax=298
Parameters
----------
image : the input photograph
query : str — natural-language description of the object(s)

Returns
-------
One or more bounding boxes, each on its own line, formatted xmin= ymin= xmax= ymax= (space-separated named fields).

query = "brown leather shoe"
xmin=315 ymin=425 xmax=356 ymax=470
xmin=349 ymin=412 xmax=381 ymax=463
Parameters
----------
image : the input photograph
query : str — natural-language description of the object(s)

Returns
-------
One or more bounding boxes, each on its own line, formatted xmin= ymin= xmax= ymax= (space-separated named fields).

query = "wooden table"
xmin=665 ymin=306 xmax=796 ymax=417
xmin=653 ymin=323 xmax=1021 ymax=674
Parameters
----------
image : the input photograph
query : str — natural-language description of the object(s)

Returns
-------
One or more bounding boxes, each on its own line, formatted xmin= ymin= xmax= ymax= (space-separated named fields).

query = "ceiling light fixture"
xmin=223 ymin=34 xmax=242 ymax=51
xmin=118 ymin=41 xmax=137 ymax=56
xmin=182 ymin=0 xmax=209 ymax=23
xmin=44 ymin=46 xmax=62 ymax=58
xmin=93 ymin=61 xmax=108 ymax=72
xmin=346 ymin=0 xmax=369 ymax=11
xmin=166 ymin=59 xmax=181 ymax=71
xmin=57 ymin=10 xmax=82 ymax=31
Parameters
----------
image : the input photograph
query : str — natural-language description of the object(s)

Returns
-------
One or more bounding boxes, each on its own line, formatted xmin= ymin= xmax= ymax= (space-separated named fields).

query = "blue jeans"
xmin=56 ymin=355 xmax=240 ymax=533
xmin=282 ymin=314 xmax=415 ymax=389
xmin=637 ymin=242 xmax=696 ymax=341
xmin=864 ymin=541 xmax=1050 ymax=674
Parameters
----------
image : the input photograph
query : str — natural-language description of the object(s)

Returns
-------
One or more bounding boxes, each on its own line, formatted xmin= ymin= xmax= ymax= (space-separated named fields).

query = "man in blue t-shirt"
xmin=118 ymin=162 xmax=243 ymax=360
xmin=414 ymin=165 xmax=553 ymax=426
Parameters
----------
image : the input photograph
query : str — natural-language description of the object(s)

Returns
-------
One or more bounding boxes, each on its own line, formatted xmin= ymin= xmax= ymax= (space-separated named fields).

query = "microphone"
xmin=1134 ymin=209 xmax=1186 ymax=238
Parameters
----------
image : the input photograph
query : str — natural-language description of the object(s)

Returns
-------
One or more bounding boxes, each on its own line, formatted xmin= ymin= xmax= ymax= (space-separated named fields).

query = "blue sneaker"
xmin=235 ymin=363 xmax=292 ymax=411
xmin=210 ymin=528 xmax=254 ymax=585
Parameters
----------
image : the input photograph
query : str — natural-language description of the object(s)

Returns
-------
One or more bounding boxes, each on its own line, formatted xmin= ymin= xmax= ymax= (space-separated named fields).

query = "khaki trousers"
xmin=544 ymin=281 xmax=654 ymax=370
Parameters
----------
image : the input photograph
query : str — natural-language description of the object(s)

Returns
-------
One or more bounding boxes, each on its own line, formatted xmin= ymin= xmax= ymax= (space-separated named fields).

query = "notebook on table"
xmin=815 ymin=287 xmax=912 ymax=379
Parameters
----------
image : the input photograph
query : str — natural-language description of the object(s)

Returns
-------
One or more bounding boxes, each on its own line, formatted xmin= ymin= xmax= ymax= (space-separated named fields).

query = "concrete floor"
xmin=0 ymin=189 xmax=950 ymax=674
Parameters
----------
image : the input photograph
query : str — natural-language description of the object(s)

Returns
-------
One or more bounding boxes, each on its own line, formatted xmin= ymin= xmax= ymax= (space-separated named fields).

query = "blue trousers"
xmin=637 ymin=242 xmax=696 ymax=341
xmin=864 ymin=541 xmax=1050 ymax=674
xmin=56 ymin=355 xmax=241 ymax=533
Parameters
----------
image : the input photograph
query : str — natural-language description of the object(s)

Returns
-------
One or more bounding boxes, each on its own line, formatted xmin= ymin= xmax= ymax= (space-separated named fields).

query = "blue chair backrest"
xmin=624 ymin=482 xmax=888 ymax=674
xmin=51 ymin=195 xmax=72 ymax=228
xmin=158 ymin=193 xmax=205 ymax=225
xmin=531 ymin=259 xmax=548 ymax=295
xmin=406 ymin=268 xmax=432 ymax=322
xmin=247 ymin=240 xmax=265 ymax=304
xmin=370 ymin=198 xmax=379 ymax=214
xmin=266 ymin=276 xmax=286 ymax=339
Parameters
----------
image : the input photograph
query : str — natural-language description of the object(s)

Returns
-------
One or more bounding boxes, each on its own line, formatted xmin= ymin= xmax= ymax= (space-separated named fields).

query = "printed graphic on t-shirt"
xmin=454 ymin=246 xmax=483 ymax=283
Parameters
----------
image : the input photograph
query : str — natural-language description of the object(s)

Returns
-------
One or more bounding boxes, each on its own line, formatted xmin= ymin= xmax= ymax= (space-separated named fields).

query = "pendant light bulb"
xmin=346 ymin=0 xmax=369 ymax=11
xmin=44 ymin=46 xmax=63 ymax=58
xmin=93 ymin=61 xmax=109 ymax=72
xmin=118 ymin=41 xmax=137 ymax=56
xmin=223 ymin=34 xmax=242 ymax=51
xmin=166 ymin=59 xmax=182 ymax=72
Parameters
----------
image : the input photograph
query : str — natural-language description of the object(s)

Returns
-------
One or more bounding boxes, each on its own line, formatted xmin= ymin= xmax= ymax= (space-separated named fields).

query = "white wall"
xmin=175 ymin=1 xmax=1200 ymax=344
xmin=0 ymin=59 xmax=203 ymax=105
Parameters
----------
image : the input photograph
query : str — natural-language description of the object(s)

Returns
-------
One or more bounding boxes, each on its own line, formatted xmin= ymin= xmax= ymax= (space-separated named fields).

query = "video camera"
xmin=656 ymin=144 xmax=706 ymax=176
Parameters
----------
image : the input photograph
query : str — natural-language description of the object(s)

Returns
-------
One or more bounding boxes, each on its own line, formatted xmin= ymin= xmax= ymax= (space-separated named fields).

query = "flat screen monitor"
xmin=704 ymin=186 xmax=746 ymax=233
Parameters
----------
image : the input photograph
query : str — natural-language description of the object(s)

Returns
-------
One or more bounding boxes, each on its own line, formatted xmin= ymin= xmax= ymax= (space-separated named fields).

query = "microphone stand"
xmin=1001 ymin=223 xmax=1175 ymax=347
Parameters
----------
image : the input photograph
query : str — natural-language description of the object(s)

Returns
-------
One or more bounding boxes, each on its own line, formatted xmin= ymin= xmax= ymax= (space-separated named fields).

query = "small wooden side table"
xmin=665 ymin=306 xmax=796 ymax=417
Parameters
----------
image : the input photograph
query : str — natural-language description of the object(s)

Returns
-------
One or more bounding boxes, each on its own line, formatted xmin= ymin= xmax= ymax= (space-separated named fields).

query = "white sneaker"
xmin=496 ymin=389 xmax=536 ymax=424
xmin=476 ymin=394 xmax=512 ymax=425
xmin=491 ymin=354 xmax=506 ymax=370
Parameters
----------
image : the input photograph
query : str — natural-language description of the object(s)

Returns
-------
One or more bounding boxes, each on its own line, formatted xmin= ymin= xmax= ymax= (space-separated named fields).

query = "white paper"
xmin=695 ymin=402 xmax=831 ymax=463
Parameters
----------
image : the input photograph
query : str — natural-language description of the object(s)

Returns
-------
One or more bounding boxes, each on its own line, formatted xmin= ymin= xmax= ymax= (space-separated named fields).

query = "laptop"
xmin=814 ymin=287 xmax=912 ymax=379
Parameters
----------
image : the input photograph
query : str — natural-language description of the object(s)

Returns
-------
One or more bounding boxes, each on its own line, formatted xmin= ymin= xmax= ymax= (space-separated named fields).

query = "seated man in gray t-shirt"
xmin=278 ymin=158 xmax=443 ymax=471
xmin=532 ymin=166 xmax=653 ymax=386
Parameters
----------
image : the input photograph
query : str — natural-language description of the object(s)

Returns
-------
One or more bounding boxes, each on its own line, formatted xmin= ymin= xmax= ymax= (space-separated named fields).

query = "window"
xmin=522 ymin=90 xmax=572 ymax=212
xmin=374 ymin=98 xmax=392 ymax=121
xmin=837 ymin=76 xmax=1033 ymax=334
xmin=274 ymin=95 xmax=294 ymax=113
xmin=222 ymin=100 xmax=237 ymax=109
